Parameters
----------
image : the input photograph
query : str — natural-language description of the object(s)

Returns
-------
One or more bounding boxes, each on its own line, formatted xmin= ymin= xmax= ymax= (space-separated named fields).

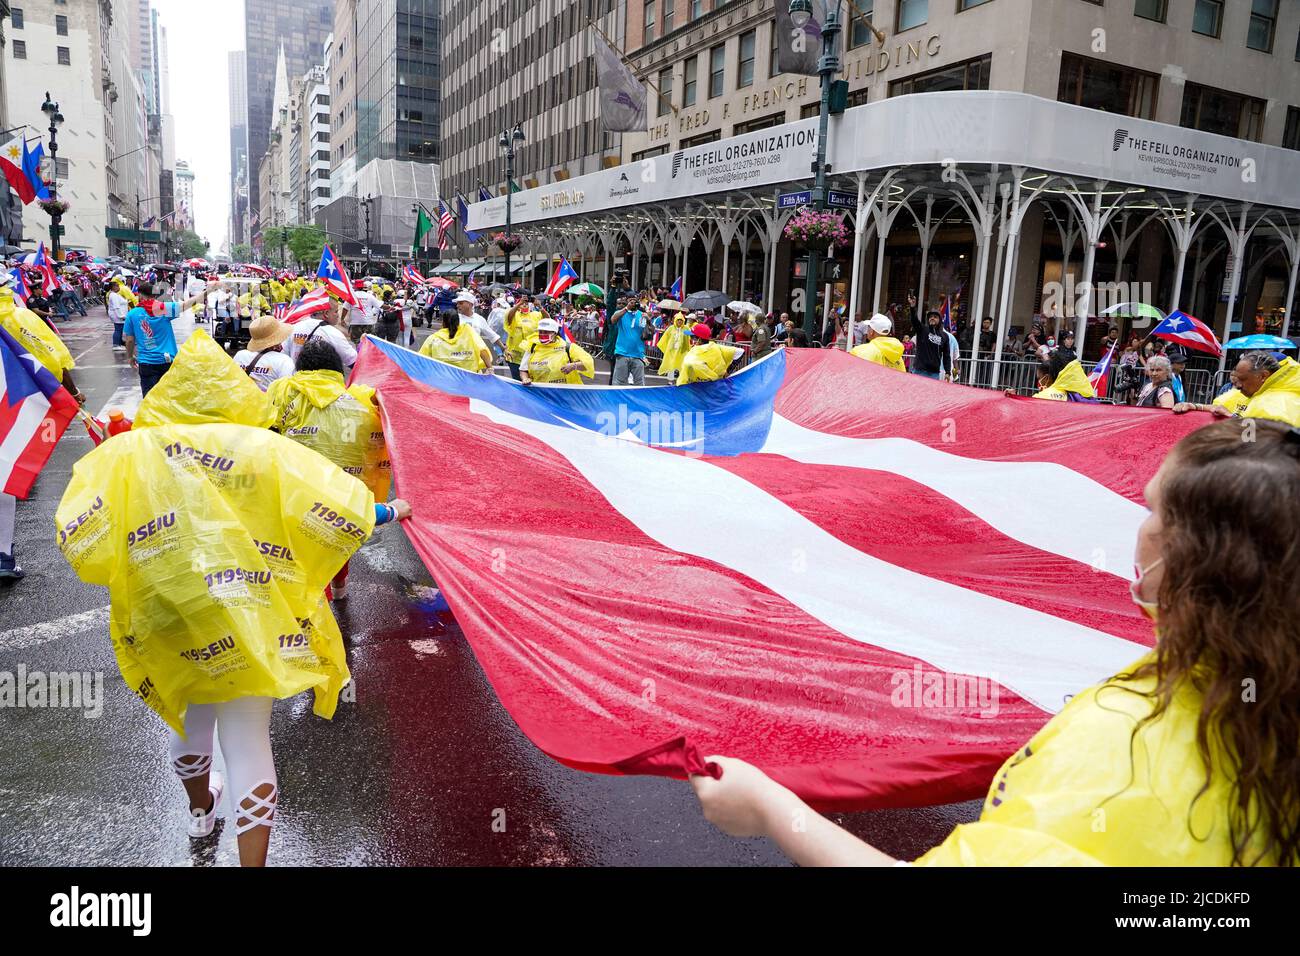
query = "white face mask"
xmin=1129 ymin=557 xmax=1163 ymax=621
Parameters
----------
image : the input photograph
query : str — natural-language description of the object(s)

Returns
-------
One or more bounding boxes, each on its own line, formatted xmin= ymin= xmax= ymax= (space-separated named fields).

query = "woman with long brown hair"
xmin=689 ymin=418 xmax=1300 ymax=866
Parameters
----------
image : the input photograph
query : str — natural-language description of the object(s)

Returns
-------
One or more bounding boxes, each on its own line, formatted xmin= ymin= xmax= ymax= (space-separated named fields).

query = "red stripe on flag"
xmin=354 ymin=344 xmax=1052 ymax=810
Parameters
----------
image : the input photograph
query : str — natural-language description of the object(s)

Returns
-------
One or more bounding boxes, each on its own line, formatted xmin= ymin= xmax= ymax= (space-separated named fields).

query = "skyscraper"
xmin=228 ymin=50 xmax=249 ymax=246
xmin=243 ymin=0 xmax=334 ymax=220
xmin=330 ymin=0 xmax=441 ymax=198
xmin=438 ymin=0 xmax=621 ymax=253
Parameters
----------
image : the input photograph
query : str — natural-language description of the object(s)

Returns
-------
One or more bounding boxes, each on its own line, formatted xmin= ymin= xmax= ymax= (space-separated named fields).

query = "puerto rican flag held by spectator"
xmin=1089 ymin=340 xmax=1119 ymax=396
xmin=544 ymin=257 xmax=580 ymax=298
xmin=273 ymin=303 xmax=288 ymax=320
xmin=402 ymin=264 xmax=427 ymax=286
xmin=351 ymin=340 xmax=1203 ymax=810
xmin=34 ymin=243 xmax=61 ymax=296
xmin=1152 ymin=310 xmax=1222 ymax=357
xmin=316 ymin=245 xmax=357 ymax=307
xmin=939 ymin=295 xmax=954 ymax=332
xmin=282 ymin=287 xmax=332 ymax=325
xmin=670 ymin=276 xmax=683 ymax=301
xmin=8 ymin=268 xmax=30 ymax=307
xmin=1 ymin=324 xmax=78 ymax=498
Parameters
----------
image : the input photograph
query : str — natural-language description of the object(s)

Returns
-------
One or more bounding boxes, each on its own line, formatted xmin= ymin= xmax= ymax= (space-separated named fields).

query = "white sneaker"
xmin=112 ymin=345 xmax=126 ymax=352
xmin=187 ymin=770 xmax=224 ymax=838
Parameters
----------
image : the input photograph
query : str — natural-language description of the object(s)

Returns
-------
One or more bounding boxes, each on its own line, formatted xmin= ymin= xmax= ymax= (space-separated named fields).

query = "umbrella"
xmin=1224 ymin=334 xmax=1297 ymax=351
xmin=0 ymin=244 xmax=23 ymax=256
xmin=1100 ymin=301 xmax=1164 ymax=322
xmin=427 ymin=276 xmax=459 ymax=289
xmin=727 ymin=300 xmax=762 ymax=316
xmin=566 ymin=282 xmax=605 ymax=298
xmin=684 ymin=289 xmax=729 ymax=310
xmin=185 ymin=257 xmax=209 ymax=269
xmin=150 ymin=263 xmax=181 ymax=274
xmin=656 ymin=298 xmax=683 ymax=311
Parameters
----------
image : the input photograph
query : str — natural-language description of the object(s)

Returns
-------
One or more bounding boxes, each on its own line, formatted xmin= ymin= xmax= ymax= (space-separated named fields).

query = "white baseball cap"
xmin=537 ymin=318 xmax=560 ymax=333
xmin=866 ymin=314 xmax=892 ymax=336
xmin=453 ymin=290 xmax=477 ymax=304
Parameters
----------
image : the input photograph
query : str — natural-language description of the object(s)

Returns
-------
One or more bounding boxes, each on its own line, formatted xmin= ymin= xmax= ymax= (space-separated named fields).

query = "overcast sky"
xmin=153 ymin=0 xmax=244 ymax=253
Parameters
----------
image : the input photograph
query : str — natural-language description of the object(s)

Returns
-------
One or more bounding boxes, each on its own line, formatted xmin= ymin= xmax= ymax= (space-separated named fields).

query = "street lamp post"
xmin=790 ymin=0 xmax=842 ymax=344
xmin=498 ymin=124 xmax=525 ymax=284
xmin=40 ymin=92 xmax=65 ymax=259
xmin=360 ymin=194 xmax=374 ymax=273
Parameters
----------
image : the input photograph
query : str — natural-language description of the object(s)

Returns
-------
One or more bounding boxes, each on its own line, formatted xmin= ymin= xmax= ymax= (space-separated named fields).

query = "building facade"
xmin=295 ymin=62 xmax=331 ymax=221
xmin=438 ymin=0 xmax=624 ymax=262
xmin=329 ymin=0 xmax=442 ymax=202
xmin=173 ymin=158 xmax=193 ymax=230
xmin=607 ymin=0 xmax=1300 ymax=336
xmin=228 ymin=49 xmax=249 ymax=247
xmin=242 ymin=0 xmax=334 ymax=223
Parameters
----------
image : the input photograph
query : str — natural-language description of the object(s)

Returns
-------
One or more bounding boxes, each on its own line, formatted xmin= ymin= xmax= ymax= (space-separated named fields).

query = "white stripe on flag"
xmin=0 ymin=391 xmax=51 ymax=487
xmin=759 ymin=415 xmax=1146 ymax=580
xmin=468 ymin=399 xmax=1149 ymax=714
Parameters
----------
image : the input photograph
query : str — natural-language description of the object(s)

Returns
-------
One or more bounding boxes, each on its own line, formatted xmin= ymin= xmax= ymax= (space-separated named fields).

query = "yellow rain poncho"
xmin=112 ymin=281 xmax=139 ymax=308
xmin=267 ymin=369 xmax=392 ymax=501
xmin=656 ymin=317 xmax=691 ymax=374
xmin=677 ymin=341 xmax=742 ymax=386
xmin=1243 ymin=357 xmax=1300 ymax=427
xmin=419 ymin=322 xmax=490 ymax=372
xmin=850 ymin=335 xmax=906 ymax=372
xmin=0 ymin=293 xmax=75 ymax=378
xmin=238 ymin=291 xmax=273 ymax=317
xmin=519 ymin=337 xmax=595 ymax=384
xmin=917 ymin=653 xmax=1275 ymax=866
xmin=1032 ymin=359 xmax=1097 ymax=402
xmin=1212 ymin=387 xmax=1250 ymax=415
xmin=56 ymin=330 xmax=374 ymax=734
xmin=504 ymin=307 xmax=543 ymax=364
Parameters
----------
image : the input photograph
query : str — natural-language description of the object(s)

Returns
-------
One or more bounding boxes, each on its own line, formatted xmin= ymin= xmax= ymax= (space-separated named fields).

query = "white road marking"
xmin=95 ymin=385 xmax=142 ymax=422
xmin=0 ymin=606 xmax=110 ymax=653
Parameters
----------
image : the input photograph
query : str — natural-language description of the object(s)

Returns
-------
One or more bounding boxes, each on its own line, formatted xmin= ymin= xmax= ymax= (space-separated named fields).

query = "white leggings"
xmin=167 ymin=697 xmax=278 ymax=836
xmin=0 ymin=492 xmax=15 ymax=555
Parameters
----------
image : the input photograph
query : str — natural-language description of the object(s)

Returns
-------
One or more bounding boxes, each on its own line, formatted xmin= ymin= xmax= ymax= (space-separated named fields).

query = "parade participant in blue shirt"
xmin=124 ymin=281 xmax=213 ymax=397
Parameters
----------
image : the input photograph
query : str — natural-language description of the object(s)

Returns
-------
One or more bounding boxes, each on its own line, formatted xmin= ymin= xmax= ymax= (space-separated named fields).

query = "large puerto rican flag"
xmin=1 ymin=325 xmax=79 ymax=498
xmin=352 ymin=341 xmax=1204 ymax=809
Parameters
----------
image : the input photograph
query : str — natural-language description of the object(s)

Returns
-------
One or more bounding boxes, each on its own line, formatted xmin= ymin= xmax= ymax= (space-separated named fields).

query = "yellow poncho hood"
xmin=1243 ymin=357 xmax=1300 ymax=427
xmin=133 ymin=329 xmax=274 ymax=429
xmin=1032 ymin=359 xmax=1097 ymax=402
xmin=850 ymin=335 xmax=906 ymax=371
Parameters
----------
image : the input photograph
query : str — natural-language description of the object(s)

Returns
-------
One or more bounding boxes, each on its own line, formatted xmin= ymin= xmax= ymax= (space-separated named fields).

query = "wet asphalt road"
xmin=0 ymin=308 xmax=979 ymax=866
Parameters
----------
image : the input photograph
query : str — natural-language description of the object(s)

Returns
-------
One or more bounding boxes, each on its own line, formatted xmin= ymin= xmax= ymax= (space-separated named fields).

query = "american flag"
xmin=437 ymin=202 xmax=455 ymax=251
xmin=283 ymin=287 xmax=332 ymax=324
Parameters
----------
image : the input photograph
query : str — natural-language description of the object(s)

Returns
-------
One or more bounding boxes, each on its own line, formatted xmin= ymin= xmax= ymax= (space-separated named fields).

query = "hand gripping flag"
xmin=1 ymin=324 xmax=78 ymax=498
xmin=316 ymin=246 xmax=357 ymax=307
xmin=544 ymin=257 xmax=580 ymax=298
xmin=1152 ymin=310 xmax=1222 ymax=357
xmin=352 ymin=340 xmax=1203 ymax=809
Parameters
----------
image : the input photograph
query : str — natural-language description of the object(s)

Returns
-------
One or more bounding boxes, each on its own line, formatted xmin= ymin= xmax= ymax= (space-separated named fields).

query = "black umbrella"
xmin=684 ymin=289 xmax=729 ymax=311
xmin=0 ymin=244 xmax=23 ymax=256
